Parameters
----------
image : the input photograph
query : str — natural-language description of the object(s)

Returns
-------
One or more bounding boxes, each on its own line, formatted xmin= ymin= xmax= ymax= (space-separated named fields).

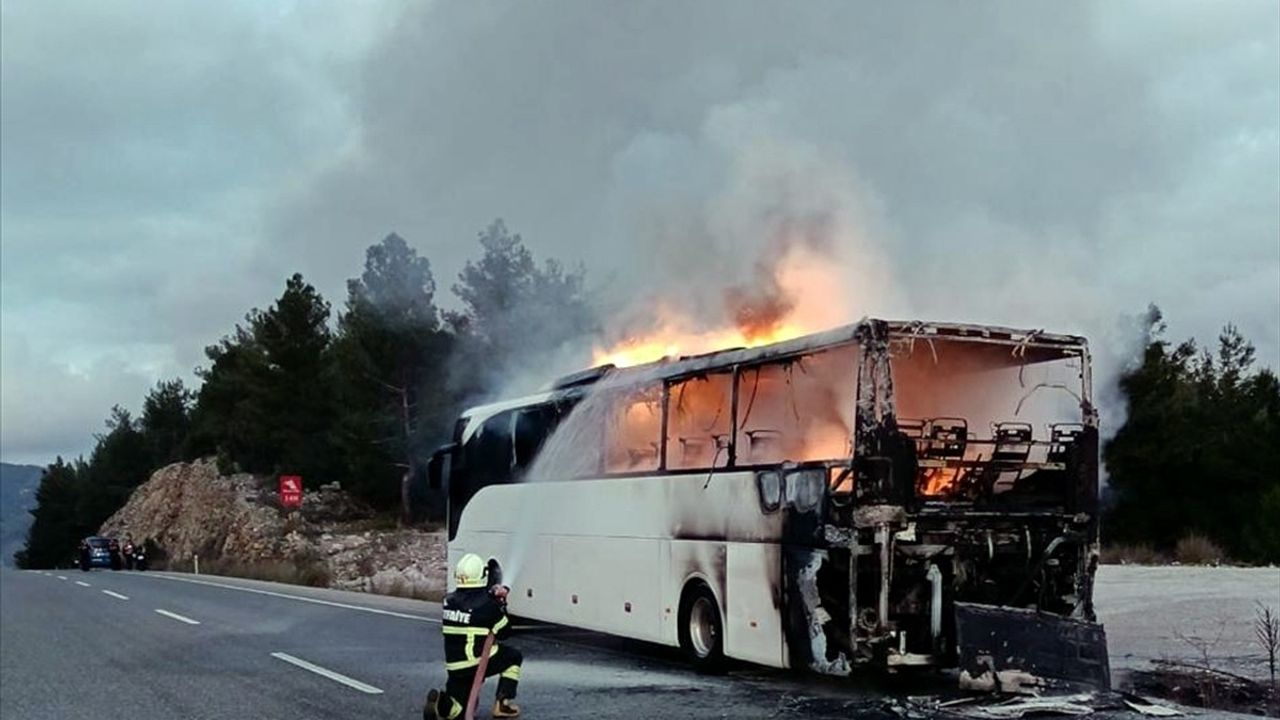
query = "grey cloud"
xmin=1 ymin=0 xmax=394 ymax=462
xmin=3 ymin=0 xmax=1276 ymax=463
xmin=277 ymin=0 xmax=1277 ymax=387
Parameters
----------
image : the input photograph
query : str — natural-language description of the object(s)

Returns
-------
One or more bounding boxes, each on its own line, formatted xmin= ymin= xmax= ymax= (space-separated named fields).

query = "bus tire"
xmin=678 ymin=582 xmax=724 ymax=673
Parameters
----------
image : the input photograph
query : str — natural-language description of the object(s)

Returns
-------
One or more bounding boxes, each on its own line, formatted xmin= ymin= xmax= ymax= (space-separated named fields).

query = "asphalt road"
xmin=0 ymin=567 xmax=897 ymax=720
xmin=3 ymin=565 xmax=1274 ymax=719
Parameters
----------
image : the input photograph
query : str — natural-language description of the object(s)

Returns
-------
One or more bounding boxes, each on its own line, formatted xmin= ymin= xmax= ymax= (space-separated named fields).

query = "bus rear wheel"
xmin=678 ymin=583 xmax=724 ymax=672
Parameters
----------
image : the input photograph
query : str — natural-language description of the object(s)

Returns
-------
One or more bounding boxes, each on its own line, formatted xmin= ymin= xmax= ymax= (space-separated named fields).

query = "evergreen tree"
xmin=448 ymin=219 xmax=596 ymax=399
xmin=140 ymin=378 xmax=193 ymax=468
xmin=188 ymin=273 xmax=336 ymax=481
xmin=1104 ymin=307 xmax=1280 ymax=562
xmin=332 ymin=234 xmax=454 ymax=509
xmin=18 ymin=457 xmax=85 ymax=568
xmin=76 ymin=407 xmax=151 ymax=533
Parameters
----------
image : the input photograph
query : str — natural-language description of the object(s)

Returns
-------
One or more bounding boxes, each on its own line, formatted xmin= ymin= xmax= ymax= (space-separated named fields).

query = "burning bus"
xmin=431 ymin=319 xmax=1107 ymax=688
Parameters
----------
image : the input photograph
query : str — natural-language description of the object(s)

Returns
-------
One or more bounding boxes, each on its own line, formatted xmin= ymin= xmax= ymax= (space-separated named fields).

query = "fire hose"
xmin=463 ymin=631 xmax=496 ymax=720
xmin=466 ymin=560 xmax=506 ymax=720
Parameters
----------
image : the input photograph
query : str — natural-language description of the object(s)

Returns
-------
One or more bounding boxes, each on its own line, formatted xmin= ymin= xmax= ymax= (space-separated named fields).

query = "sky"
xmin=2 ymin=0 xmax=1277 ymax=465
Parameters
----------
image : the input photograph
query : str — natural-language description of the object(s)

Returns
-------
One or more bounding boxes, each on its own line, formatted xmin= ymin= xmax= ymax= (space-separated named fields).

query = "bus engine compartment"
xmin=776 ymin=320 xmax=1108 ymax=691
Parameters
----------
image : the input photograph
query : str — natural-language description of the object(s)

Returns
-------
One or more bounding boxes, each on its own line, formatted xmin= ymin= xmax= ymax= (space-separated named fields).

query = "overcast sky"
xmin=2 ymin=0 xmax=1277 ymax=465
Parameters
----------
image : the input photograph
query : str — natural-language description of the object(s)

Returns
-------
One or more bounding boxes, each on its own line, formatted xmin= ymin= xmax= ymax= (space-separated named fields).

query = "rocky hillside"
xmin=100 ymin=460 xmax=446 ymax=598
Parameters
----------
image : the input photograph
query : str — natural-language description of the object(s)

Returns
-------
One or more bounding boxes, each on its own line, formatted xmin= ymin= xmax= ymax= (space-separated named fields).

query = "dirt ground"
xmin=1095 ymin=564 xmax=1280 ymax=681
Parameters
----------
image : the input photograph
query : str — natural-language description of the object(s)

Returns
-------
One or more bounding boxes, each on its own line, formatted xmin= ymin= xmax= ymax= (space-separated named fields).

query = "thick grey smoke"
xmin=3 ymin=0 xmax=1275 ymax=462
xmin=273 ymin=0 xmax=1278 ymax=428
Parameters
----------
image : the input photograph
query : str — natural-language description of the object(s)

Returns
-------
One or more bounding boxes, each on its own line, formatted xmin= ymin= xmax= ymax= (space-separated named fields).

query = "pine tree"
xmin=332 ymin=234 xmax=454 ymax=510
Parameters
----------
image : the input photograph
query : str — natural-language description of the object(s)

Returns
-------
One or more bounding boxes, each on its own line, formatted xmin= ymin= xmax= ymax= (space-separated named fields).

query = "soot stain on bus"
xmin=430 ymin=318 xmax=1110 ymax=691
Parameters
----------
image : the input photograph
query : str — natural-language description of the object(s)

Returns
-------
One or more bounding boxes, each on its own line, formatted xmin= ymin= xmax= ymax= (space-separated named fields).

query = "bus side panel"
xmin=551 ymin=535 xmax=664 ymax=643
xmin=504 ymin=534 xmax=555 ymax=622
xmin=669 ymin=539 xmax=727 ymax=639
xmin=725 ymin=542 xmax=787 ymax=668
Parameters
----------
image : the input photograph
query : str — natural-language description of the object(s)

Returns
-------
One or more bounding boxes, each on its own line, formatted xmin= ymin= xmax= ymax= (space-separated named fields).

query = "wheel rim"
xmin=688 ymin=596 xmax=718 ymax=658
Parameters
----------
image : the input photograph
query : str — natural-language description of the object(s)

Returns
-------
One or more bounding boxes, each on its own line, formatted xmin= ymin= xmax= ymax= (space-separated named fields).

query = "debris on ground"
xmin=1127 ymin=661 xmax=1279 ymax=717
xmin=889 ymin=691 xmax=1185 ymax=719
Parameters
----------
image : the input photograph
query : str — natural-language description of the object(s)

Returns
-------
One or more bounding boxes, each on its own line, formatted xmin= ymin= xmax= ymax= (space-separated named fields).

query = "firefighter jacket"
xmin=441 ymin=587 xmax=511 ymax=672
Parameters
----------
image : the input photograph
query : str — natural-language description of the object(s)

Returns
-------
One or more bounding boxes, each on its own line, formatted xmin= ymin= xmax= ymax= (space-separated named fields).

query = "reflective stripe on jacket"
xmin=441 ymin=587 xmax=510 ymax=671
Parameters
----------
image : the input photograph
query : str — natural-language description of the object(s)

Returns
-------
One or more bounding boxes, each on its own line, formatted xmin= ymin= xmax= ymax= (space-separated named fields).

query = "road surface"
xmin=0 ymin=567 xmax=896 ymax=719
xmin=2 ymin=565 xmax=1275 ymax=719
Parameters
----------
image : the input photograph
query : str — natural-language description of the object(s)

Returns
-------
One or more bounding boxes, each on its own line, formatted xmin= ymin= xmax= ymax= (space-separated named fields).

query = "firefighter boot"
xmin=492 ymin=698 xmax=521 ymax=718
xmin=422 ymin=689 xmax=439 ymax=720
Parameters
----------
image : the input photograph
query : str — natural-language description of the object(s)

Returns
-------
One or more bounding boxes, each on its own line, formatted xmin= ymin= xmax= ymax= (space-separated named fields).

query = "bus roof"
xmin=458 ymin=318 xmax=1089 ymax=432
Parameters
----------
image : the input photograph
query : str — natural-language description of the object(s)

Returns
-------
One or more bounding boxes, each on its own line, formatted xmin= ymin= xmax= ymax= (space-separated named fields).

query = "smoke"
xmin=267 ymin=0 xmax=1277 ymax=439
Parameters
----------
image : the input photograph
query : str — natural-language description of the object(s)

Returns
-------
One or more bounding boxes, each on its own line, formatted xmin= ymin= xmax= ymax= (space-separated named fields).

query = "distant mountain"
xmin=1 ymin=462 xmax=44 ymax=567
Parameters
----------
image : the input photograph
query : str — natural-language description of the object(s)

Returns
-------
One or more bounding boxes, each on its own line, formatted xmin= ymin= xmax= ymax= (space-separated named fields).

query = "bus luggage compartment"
xmin=955 ymin=602 xmax=1111 ymax=693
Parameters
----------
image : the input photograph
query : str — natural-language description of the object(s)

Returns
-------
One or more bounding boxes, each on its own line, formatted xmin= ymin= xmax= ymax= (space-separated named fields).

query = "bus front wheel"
xmin=678 ymin=583 xmax=724 ymax=672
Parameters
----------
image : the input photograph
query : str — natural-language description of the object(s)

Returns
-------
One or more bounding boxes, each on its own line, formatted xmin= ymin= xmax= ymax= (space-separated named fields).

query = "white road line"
xmin=56 ymin=575 xmax=68 ymax=581
xmin=270 ymin=652 xmax=383 ymax=695
xmin=154 ymin=609 xmax=200 ymax=625
xmin=75 ymin=580 xmax=91 ymax=587
xmin=137 ymin=573 xmax=438 ymax=623
xmin=102 ymin=590 xmax=129 ymax=600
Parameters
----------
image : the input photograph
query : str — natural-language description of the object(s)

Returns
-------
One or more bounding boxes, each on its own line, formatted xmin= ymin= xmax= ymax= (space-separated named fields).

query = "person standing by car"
xmin=122 ymin=534 xmax=135 ymax=570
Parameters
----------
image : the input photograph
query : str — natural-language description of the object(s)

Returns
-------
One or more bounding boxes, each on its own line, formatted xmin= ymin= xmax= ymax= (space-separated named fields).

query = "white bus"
xmin=430 ymin=319 xmax=1105 ymax=683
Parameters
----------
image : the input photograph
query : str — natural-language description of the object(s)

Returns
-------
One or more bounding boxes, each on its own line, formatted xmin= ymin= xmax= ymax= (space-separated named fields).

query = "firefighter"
xmin=424 ymin=553 xmax=522 ymax=719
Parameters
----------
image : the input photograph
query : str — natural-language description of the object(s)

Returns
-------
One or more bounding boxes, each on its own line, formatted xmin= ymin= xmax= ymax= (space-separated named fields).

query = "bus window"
xmin=666 ymin=372 xmax=733 ymax=470
xmin=514 ymin=404 xmax=560 ymax=472
xmin=467 ymin=411 xmax=515 ymax=486
xmin=603 ymin=385 xmax=663 ymax=474
xmin=736 ymin=347 xmax=857 ymax=465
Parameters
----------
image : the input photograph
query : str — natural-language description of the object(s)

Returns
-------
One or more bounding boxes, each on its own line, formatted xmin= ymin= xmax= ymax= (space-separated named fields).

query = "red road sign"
xmin=279 ymin=475 xmax=303 ymax=509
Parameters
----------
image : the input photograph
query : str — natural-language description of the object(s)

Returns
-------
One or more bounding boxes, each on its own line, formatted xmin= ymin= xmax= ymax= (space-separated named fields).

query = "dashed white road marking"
xmin=74 ymin=580 xmax=91 ymax=587
xmin=102 ymin=590 xmax=129 ymax=600
xmin=56 ymin=575 xmax=68 ymax=581
xmin=136 ymin=573 xmax=438 ymax=623
xmin=154 ymin=609 xmax=200 ymax=625
xmin=270 ymin=652 xmax=384 ymax=694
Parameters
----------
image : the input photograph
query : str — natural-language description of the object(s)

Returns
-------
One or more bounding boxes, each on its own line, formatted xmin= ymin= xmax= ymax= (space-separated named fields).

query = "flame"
xmin=592 ymin=321 xmax=808 ymax=368
xmin=920 ymin=467 xmax=962 ymax=495
xmin=592 ymin=243 xmax=848 ymax=368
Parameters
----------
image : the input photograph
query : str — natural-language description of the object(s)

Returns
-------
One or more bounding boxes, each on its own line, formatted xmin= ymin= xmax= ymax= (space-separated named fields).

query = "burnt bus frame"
xmin=437 ymin=319 xmax=1100 ymax=676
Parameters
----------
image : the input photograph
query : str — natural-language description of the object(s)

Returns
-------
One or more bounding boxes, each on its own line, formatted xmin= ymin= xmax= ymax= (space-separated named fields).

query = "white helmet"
xmin=454 ymin=553 xmax=487 ymax=588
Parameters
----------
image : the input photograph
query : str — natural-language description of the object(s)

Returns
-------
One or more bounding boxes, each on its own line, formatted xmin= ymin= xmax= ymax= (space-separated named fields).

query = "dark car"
xmin=78 ymin=536 xmax=122 ymax=571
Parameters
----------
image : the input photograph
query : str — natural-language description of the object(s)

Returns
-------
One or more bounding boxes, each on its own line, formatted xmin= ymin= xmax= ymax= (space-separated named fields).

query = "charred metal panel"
xmin=1066 ymin=425 xmax=1100 ymax=519
xmin=782 ymin=546 xmax=852 ymax=676
xmin=780 ymin=468 xmax=826 ymax=546
xmin=955 ymin=602 xmax=1110 ymax=692
xmin=851 ymin=321 xmax=916 ymax=508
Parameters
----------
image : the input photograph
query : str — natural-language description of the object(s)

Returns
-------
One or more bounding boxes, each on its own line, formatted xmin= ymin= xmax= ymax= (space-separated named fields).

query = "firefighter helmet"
xmin=454 ymin=553 xmax=487 ymax=588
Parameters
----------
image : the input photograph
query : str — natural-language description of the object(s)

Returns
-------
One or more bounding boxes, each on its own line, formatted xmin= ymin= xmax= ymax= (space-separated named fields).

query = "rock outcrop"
xmin=100 ymin=459 xmax=446 ymax=598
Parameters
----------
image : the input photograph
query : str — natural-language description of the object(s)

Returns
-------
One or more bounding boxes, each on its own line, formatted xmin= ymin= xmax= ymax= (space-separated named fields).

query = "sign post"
xmin=279 ymin=475 xmax=303 ymax=510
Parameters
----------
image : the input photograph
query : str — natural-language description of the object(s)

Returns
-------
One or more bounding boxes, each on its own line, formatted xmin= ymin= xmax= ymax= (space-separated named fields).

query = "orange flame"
xmin=920 ymin=467 xmax=962 ymax=495
xmin=591 ymin=243 xmax=849 ymax=368
xmin=592 ymin=321 xmax=808 ymax=368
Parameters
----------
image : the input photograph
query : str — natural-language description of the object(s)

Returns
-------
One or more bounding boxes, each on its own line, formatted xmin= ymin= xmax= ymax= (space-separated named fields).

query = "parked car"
xmin=78 ymin=536 xmax=121 ymax=571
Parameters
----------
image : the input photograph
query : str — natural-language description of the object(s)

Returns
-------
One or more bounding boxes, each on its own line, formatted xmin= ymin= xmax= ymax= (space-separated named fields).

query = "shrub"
xmin=1175 ymin=534 xmax=1226 ymax=565
xmin=190 ymin=554 xmax=331 ymax=588
xmin=1101 ymin=544 xmax=1168 ymax=565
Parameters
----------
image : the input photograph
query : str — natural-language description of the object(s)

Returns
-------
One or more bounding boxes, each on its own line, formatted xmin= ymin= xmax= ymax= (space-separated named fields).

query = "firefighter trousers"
xmin=442 ymin=644 xmax=522 ymax=716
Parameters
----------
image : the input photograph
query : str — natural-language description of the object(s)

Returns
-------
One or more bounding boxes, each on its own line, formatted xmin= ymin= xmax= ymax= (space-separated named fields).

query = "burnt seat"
xmin=992 ymin=422 xmax=1034 ymax=465
xmin=923 ymin=418 xmax=968 ymax=459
